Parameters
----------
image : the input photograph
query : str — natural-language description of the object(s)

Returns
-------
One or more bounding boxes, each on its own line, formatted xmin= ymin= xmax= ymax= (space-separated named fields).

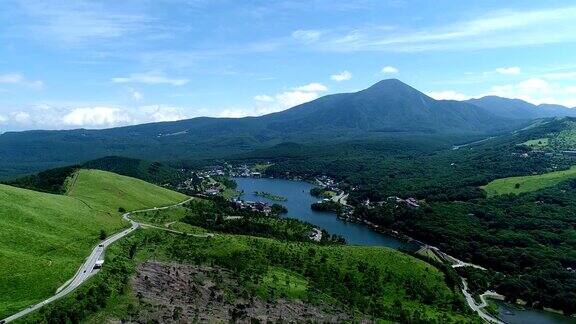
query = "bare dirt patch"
xmin=130 ymin=261 xmax=365 ymax=323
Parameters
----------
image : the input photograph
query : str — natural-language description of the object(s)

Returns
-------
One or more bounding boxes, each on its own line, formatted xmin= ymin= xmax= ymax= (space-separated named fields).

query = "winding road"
xmin=461 ymin=279 xmax=505 ymax=324
xmin=1 ymin=198 xmax=195 ymax=324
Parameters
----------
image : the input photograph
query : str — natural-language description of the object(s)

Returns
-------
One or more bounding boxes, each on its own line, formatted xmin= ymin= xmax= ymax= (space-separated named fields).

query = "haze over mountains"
xmin=0 ymin=79 xmax=574 ymax=179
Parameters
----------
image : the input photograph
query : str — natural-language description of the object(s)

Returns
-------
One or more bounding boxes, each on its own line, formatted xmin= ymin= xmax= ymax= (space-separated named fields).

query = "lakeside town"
xmin=174 ymin=162 xmax=430 ymax=245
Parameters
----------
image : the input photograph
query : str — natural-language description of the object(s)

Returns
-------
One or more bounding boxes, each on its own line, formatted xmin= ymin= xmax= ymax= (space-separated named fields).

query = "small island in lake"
xmin=253 ymin=191 xmax=287 ymax=201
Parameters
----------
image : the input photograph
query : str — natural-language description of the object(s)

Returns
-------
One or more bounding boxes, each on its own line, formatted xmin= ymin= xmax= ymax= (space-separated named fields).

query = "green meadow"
xmin=0 ymin=169 xmax=187 ymax=319
xmin=66 ymin=169 xmax=187 ymax=213
xmin=481 ymin=165 xmax=576 ymax=197
xmin=521 ymin=137 xmax=549 ymax=148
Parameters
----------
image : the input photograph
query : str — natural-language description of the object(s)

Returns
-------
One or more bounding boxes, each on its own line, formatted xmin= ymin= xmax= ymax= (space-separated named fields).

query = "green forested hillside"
xmin=0 ymin=79 xmax=523 ymax=180
xmin=236 ymin=120 xmax=573 ymax=203
xmin=0 ymin=169 xmax=188 ymax=319
xmin=254 ymin=118 xmax=576 ymax=314
xmin=82 ymin=156 xmax=184 ymax=185
xmin=24 ymin=209 xmax=479 ymax=323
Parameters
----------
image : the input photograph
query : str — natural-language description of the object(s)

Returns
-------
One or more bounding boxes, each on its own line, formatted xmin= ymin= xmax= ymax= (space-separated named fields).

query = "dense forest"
xmin=82 ymin=156 xmax=185 ymax=185
xmin=352 ymin=180 xmax=576 ymax=314
xmin=3 ymin=165 xmax=79 ymax=194
xmin=5 ymin=156 xmax=187 ymax=194
xmin=231 ymin=118 xmax=576 ymax=314
xmin=233 ymin=121 xmax=573 ymax=204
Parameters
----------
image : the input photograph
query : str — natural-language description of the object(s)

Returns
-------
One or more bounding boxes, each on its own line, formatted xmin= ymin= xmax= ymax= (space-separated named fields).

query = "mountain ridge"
xmin=0 ymin=79 xmax=555 ymax=178
xmin=466 ymin=95 xmax=576 ymax=119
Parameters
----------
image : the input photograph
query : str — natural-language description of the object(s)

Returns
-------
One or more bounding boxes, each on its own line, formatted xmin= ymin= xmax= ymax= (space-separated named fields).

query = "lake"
xmin=234 ymin=177 xmax=575 ymax=324
xmin=234 ymin=177 xmax=409 ymax=248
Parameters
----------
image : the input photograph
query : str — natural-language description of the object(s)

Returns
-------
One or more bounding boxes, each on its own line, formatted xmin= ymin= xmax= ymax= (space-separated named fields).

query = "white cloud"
xmin=543 ymin=71 xmax=576 ymax=80
xmin=112 ymin=71 xmax=189 ymax=86
xmin=292 ymin=29 xmax=322 ymax=43
xmin=254 ymin=94 xmax=274 ymax=102
xmin=131 ymin=90 xmax=143 ymax=101
xmin=517 ymin=78 xmax=550 ymax=92
xmin=426 ymin=91 xmax=470 ymax=101
xmin=331 ymin=71 xmax=352 ymax=82
xmin=12 ymin=111 xmax=31 ymax=123
xmin=381 ymin=66 xmax=398 ymax=74
xmin=140 ymin=105 xmax=188 ymax=122
xmin=244 ymin=82 xmax=330 ymax=117
xmin=62 ymin=107 xmax=132 ymax=127
xmin=293 ymin=83 xmax=328 ymax=92
xmin=315 ymin=6 xmax=576 ymax=52
xmin=18 ymin=1 xmax=151 ymax=45
xmin=218 ymin=108 xmax=252 ymax=118
xmin=495 ymin=67 xmax=521 ymax=75
xmin=0 ymin=115 xmax=7 ymax=123
xmin=487 ymin=78 xmax=576 ymax=107
xmin=276 ymin=91 xmax=321 ymax=108
xmin=0 ymin=73 xmax=44 ymax=89
xmin=0 ymin=101 xmax=198 ymax=131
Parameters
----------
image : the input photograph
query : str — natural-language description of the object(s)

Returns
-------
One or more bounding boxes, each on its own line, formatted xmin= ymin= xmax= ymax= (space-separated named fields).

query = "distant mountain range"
xmin=0 ymin=79 xmax=574 ymax=178
xmin=466 ymin=96 xmax=576 ymax=120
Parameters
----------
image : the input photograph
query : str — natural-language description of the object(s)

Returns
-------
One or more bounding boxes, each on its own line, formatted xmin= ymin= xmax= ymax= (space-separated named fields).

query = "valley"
xmin=4 ymin=1 xmax=576 ymax=322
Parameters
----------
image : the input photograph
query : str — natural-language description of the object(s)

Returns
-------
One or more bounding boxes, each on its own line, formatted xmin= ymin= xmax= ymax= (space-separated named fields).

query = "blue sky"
xmin=1 ymin=0 xmax=576 ymax=131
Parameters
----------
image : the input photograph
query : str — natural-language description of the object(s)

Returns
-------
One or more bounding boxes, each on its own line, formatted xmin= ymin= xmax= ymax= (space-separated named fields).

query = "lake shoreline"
xmin=232 ymin=176 xmax=574 ymax=324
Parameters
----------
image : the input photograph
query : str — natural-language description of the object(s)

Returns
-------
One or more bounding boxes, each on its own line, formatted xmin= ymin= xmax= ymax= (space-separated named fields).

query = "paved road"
xmin=461 ymin=278 xmax=504 ymax=324
xmin=1 ymin=198 xmax=194 ymax=323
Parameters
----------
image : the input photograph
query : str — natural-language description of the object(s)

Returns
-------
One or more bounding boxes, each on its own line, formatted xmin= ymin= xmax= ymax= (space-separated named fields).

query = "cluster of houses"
xmin=177 ymin=166 xmax=228 ymax=191
xmin=231 ymin=199 xmax=272 ymax=215
xmin=229 ymin=164 xmax=263 ymax=178
xmin=314 ymin=175 xmax=341 ymax=191
xmin=203 ymin=185 xmax=221 ymax=196
xmin=177 ymin=174 xmax=223 ymax=195
xmin=361 ymin=196 xmax=421 ymax=209
xmin=392 ymin=196 xmax=420 ymax=209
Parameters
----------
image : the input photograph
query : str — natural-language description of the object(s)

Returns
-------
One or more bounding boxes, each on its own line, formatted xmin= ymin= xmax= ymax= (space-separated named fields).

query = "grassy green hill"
xmin=66 ymin=169 xmax=187 ymax=213
xmin=481 ymin=165 xmax=576 ymax=197
xmin=0 ymin=169 xmax=188 ymax=319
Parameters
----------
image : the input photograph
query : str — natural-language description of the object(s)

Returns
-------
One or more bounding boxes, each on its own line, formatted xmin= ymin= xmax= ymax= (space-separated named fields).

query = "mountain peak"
xmin=367 ymin=78 xmax=409 ymax=89
xmin=361 ymin=79 xmax=426 ymax=97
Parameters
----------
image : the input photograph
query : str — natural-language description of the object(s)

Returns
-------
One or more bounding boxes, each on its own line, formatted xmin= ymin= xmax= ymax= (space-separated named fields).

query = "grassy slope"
xmin=0 ymin=169 xmax=187 ymax=319
xmin=66 ymin=169 xmax=187 ymax=213
xmin=481 ymin=165 xmax=576 ymax=197
xmin=0 ymin=185 xmax=125 ymax=318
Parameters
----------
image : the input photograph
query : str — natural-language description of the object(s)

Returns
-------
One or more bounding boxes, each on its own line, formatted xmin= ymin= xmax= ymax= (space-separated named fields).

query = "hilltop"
xmin=0 ymin=169 xmax=187 ymax=318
